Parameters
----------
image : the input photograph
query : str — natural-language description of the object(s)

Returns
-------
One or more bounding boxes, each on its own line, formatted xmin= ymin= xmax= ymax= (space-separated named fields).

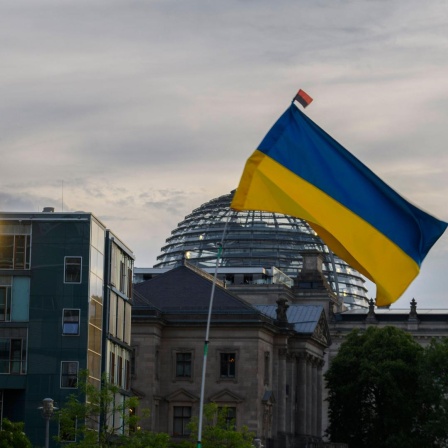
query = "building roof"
xmin=133 ymin=264 xmax=258 ymax=314
xmin=133 ymin=264 xmax=328 ymax=340
xmin=254 ymin=304 xmax=324 ymax=334
xmin=0 ymin=210 xmax=95 ymax=221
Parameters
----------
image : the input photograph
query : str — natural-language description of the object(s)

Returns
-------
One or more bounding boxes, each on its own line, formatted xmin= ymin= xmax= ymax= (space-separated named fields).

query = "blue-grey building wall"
xmin=24 ymin=219 xmax=91 ymax=446
xmin=0 ymin=212 xmax=134 ymax=447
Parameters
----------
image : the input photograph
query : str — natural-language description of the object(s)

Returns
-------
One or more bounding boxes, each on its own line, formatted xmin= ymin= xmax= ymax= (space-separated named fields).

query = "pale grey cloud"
xmin=0 ymin=193 xmax=36 ymax=211
xmin=1 ymin=0 xmax=447 ymax=308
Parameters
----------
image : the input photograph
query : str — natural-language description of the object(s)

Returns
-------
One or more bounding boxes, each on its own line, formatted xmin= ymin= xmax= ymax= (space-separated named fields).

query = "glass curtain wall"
xmin=88 ymin=220 xmax=105 ymax=389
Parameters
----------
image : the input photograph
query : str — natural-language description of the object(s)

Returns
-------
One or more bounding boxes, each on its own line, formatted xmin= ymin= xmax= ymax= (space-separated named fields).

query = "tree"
xmin=56 ymin=370 xmax=169 ymax=447
xmin=419 ymin=337 xmax=448 ymax=447
xmin=182 ymin=403 xmax=255 ymax=448
xmin=118 ymin=429 xmax=170 ymax=448
xmin=0 ymin=419 xmax=31 ymax=448
xmin=325 ymin=326 xmax=430 ymax=448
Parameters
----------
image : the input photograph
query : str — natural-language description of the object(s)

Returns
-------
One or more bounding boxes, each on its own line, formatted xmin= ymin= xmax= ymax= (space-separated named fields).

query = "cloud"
xmin=0 ymin=193 xmax=38 ymax=212
xmin=1 ymin=0 xmax=448 ymax=307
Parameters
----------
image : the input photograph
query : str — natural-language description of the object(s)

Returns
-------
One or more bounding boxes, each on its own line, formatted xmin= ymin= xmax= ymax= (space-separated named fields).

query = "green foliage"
xmin=419 ymin=338 xmax=448 ymax=447
xmin=56 ymin=370 xmax=169 ymax=447
xmin=0 ymin=419 xmax=31 ymax=448
xmin=326 ymin=328 xmax=448 ymax=448
xmin=117 ymin=429 xmax=170 ymax=447
xmin=325 ymin=326 xmax=428 ymax=448
xmin=182 ymin=403 xmax=255 ymax=448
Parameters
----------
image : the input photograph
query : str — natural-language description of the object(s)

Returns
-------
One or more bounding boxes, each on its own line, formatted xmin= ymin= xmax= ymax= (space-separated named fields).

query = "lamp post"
xmin=39 ymin=398 xmax=57 ymax=448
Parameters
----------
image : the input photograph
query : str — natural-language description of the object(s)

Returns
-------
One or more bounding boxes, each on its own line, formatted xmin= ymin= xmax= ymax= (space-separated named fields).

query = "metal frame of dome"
xmin=155 ymin=191 xmax=369 ymax=308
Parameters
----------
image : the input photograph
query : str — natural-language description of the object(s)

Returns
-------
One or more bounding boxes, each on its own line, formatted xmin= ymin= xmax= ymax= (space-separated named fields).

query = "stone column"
xmin=316 ymin=360 xmax=324 ymax=438
xmin=290 ymin=354 xmax=297 ymax=435
xmin=285 ymin=353 xmax=295 ymax=434
xmin=272 ymin=348 xmax=279 ymax=435
xmin=277 ymin=348 xmax=287 ymax=433
xmin=311 ymin=358 xmax=318 ymax=436
xmin=296 ymin=354 xmax=307 ymax=436
xmin=306 ymin=355 xmax=313 ymax=435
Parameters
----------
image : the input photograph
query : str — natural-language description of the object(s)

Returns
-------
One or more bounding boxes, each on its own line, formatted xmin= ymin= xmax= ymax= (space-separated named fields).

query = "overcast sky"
xmin=1 ymin=0 xmax=447 ymax=308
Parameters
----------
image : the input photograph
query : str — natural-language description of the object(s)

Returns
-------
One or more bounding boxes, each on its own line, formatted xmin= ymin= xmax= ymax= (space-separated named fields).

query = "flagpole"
xmin=328 ymin=251 xmax=341 ymax=303
xmin=196 ymin=214 xmax=231 ymax=448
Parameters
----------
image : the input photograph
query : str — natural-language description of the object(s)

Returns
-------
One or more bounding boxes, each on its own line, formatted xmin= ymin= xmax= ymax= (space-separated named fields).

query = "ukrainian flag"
xmin=231 ymin=103 xmax=447 ymax=306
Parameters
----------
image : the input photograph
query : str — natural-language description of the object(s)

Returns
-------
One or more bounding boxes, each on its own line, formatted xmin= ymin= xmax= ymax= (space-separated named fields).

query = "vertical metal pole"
xmin=196 ymin=214 xmax=231 ymax=448
xmin=41 ymin=398 xmax=55 ymax=448
xmin=45 ymin=417 xmax=50 ymax=448
xmin=328 ymin=251 xmax=341 ymax=303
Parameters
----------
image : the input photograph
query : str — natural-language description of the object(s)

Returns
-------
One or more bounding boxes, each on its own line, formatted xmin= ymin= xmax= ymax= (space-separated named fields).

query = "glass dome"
xmin=155 ymin=191 xmax=369 ymax=308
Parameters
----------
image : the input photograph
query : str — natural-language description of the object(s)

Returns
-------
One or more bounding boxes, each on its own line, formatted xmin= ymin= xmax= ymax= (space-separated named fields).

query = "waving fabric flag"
xmin=231 ymin=102 xmax=447 ymax=306
xmin=294 ymin=89 xmax=313 ymax=108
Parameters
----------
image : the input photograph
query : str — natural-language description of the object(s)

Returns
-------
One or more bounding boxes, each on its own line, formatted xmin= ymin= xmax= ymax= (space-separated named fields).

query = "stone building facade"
xmin=131 ymin=258 xmax=333 ymax=448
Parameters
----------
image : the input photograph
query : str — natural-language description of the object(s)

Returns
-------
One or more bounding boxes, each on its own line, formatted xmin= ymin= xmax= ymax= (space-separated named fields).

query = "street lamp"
xmin=38 ymin=398 xmax=58 ymax=448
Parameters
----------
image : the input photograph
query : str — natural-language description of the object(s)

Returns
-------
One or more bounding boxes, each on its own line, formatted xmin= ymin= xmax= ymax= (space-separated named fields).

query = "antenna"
xmin=61 ymin=180 xmax=64 ymax=212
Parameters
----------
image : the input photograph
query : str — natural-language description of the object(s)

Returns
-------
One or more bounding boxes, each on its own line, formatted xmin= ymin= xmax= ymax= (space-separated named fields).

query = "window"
xmin=0 ymin=236 xmax=13 ymax=269
xmin=155 ymin=349 xmax=160 ymax=380
xmin=129 ymin=407 xmax=137 ymax=433
xmin=220 ymin=353 xmax=236 ymax=378
xmin=10 ymin=339 xmax=23 ymax=374
xmin=0 ymin=276 xmax=30 ymax=323
xmin=62 ymin=309 xmax=80 ymax=335
xmin=125 ymin=359 xmax=130 ymax=390
xmin=109 ymin=293 xmax=117 ymax=337
xmin=119 ymin=261 xmax=125 ymax=293
xmin=173 ymin=406 xmax=191 ymax=436
xmin=0 ymin=339 xmax=7 ymax=373
xmin=130 ymin=347 xmax=136 ymax=376
xmin=127 ymin=267 xmax=133 ymax=298
xmin=176 ymin=353 xmax=192 ymax=378
xmin=61 ymin=362 xmax=78 ymax=388
xmin=59 ymin=417 xmax=77 ymax=442
xmin=264 ymin=351 xmax=270 ymax=385
xmin=64 ymin=257 xmax=82 ymax=283
xmin=124 ymin=301 xmax=131 ymax=344
xmin=224 ymin=274 xmax=234 ymax=285
xmin=116 ymin=298 xmax=124 ymax=341
xmin=0 ymin=338 xmax=26 ymax=374
xmin=109 ymin=352 xmax=116 ymax=384
xmin=14 ymin=235 xmax=27 ymax=269
xmin=243 ymin=274 xmax=253 ymax=284
xmin=117 ymin=356 xmax=123 ymax=387
xmin=0 ymin=284 xmax=11 ymax=322
xmin=219 ymin=407 xmax=236 ymax=429
xmin=0 ymin=234 xmax=30 ymax=270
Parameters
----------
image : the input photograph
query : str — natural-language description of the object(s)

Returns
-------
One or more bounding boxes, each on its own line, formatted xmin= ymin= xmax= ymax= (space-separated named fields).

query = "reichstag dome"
xmin=154 ymin=190 xmax=369 ymax=308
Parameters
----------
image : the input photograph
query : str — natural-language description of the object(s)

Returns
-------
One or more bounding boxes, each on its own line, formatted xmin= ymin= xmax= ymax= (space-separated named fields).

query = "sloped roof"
xmin=254 ymin=304 xmax=324 ymax=334
xmin=133 ymin=265 xmax=257 ymax=314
